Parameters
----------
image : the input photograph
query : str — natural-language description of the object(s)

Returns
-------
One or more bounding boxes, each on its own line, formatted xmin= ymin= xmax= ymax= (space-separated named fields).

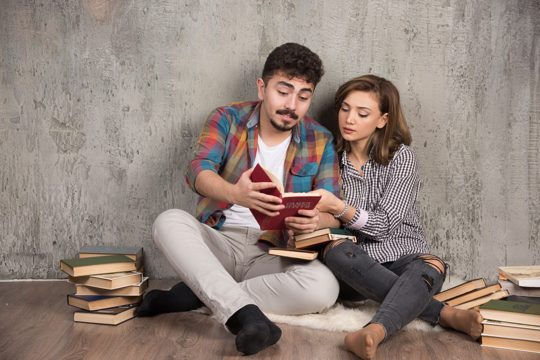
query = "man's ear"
xmin=377 ymin=113 xmax=388 ymax=129
xmin=257 ymin=78 xmax=265 ymax=101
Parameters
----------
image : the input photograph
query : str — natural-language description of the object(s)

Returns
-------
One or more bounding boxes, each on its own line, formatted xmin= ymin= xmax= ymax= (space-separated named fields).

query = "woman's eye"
xmin=359 ymin=113 xmax=368 ymax=118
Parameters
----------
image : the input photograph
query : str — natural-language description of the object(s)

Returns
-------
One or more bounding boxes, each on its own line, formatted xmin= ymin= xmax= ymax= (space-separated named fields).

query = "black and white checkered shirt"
xmin=341 ymin=144 xmax=430 ymax=263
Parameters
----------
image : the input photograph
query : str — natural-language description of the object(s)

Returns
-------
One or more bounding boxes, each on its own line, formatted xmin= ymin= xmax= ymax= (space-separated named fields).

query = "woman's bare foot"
xmin=344 ymin=323 xmax=386 ymax=359
xmin=439 ymin=305 xmax=483 ymax=339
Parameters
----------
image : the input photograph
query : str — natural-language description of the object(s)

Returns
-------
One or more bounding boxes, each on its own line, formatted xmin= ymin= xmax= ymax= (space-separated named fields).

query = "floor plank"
xmin=0 ymin=281 xmax=538 ymax=360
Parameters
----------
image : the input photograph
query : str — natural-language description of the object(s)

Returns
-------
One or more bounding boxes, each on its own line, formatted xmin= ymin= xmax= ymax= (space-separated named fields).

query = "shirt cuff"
xmin=346 ymin=209 xmax=369 ymax=230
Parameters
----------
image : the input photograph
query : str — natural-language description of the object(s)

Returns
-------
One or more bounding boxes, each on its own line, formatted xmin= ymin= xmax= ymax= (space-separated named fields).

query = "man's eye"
xmin=278 ymin=91 xmax=288 ymax=96
xmin=299 ymin=96 xmax=309 ymax=101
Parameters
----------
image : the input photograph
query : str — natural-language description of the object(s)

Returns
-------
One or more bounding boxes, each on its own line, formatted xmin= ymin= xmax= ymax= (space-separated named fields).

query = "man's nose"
xmin=284 ymin=95 xmax=296 ymax=110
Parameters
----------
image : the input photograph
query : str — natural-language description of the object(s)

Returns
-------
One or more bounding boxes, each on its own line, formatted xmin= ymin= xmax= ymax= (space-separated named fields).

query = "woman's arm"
xmin=349 ymin=148 xmax=420 ymax=240
xmin=315 ymin=147 xmax=420 ymax=240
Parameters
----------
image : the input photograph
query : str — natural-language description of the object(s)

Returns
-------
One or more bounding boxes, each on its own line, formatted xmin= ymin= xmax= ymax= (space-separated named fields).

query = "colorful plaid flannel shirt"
xmin=185 ymin=101 xmax=340 ymax=246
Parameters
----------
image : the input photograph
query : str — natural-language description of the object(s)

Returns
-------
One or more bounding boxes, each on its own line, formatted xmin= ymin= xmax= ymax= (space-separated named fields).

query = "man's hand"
xmin=229 ymin=168 xmax=285 ymax=217
xmin=284 ymin=208 xmax=320 ymax=235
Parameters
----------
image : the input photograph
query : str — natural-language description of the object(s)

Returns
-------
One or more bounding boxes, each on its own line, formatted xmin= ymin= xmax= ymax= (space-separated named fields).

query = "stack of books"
xmin=432 ymin=265 xmax=540 ymax=353
xmin=268 ymin=228 xmax=356 ymax=261
xmin=474 ymin=265 xmax=540 ymax=353
xmin=433 ymin=278 xmax=509 ymax=310
xmin=479 ymin=300 xmax=540 ymax=354
xmin=60 ymin=246 xmax=146 ymax=325
xmin=498 ymin=265 xmax=540 ymax=299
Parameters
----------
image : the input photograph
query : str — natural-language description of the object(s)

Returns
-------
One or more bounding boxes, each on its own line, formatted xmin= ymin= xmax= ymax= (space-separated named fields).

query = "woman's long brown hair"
xmin=334 ymin=75 xmax=411 ymax=165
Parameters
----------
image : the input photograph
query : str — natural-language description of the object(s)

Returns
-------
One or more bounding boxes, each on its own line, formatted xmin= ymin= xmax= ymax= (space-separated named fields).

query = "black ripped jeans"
xmin=323 ymin=241 xmax=446 ymax=338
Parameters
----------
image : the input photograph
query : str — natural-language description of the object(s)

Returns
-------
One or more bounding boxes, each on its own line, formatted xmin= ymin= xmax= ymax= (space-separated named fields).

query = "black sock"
xmin=225 ymin=304 xmax=282 ymax=355
xmin=135 ymin=282 xmax=203 ymax=317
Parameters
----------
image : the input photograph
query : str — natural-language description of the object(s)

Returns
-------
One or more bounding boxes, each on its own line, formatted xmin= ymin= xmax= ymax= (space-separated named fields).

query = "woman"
xmin=313 ymin=75 xmax=483 ymax=360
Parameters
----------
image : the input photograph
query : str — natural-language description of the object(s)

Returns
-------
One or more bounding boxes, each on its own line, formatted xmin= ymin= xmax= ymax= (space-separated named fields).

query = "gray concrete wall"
xmin=1 ymin=0 xmax=539 ymax=280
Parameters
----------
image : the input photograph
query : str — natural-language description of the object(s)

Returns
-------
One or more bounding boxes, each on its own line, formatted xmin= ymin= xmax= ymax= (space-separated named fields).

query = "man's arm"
xmin=195 ymin=169 xmax=285 ymax=217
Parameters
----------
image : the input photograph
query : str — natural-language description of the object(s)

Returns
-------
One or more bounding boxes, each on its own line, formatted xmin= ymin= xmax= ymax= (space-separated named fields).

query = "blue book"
xmin=67 ymin=294 xmax=141 ymax=311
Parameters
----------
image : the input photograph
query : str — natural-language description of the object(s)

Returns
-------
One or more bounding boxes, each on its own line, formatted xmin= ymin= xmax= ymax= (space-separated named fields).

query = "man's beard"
xmin=270 ymin=117 xmax=297 ymax=132
xmin=270 ymin=109 xmax=299 ymax=132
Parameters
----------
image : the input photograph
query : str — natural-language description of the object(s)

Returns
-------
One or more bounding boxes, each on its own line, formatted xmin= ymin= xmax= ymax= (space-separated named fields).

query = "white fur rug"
xmin=264 ymin=276 xmax=464 ymax=333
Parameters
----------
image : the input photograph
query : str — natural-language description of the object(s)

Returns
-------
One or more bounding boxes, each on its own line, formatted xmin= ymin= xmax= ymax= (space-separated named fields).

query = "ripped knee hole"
xmin=419 ymin=255 xmax=446 ymax=274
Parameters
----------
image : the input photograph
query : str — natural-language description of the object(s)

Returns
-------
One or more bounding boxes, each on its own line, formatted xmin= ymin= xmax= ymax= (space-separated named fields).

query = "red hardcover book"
xmin=249 ymin=164 xmax=321 ymax=230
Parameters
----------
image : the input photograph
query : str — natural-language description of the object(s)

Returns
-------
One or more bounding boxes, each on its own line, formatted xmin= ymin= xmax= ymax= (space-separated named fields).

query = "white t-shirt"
xmin=222 ymin=134 xmax=291 ymax=228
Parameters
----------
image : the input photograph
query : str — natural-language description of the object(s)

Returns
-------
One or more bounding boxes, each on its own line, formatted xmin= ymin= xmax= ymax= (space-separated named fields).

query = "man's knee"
xmin=295 ymin=263 xmax=339 ymax=312
xmin=152 ymin=209 xmax=195 ymax=245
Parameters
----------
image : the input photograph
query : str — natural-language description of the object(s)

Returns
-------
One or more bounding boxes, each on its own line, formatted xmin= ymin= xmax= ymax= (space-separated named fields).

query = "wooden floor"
xmin=0 ymin=281 xmax=538 ymax=360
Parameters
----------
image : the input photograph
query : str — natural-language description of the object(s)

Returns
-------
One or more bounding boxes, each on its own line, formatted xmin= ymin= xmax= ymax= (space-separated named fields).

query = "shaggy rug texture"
xmin=264 ymin=276 xmax=464 ymax=333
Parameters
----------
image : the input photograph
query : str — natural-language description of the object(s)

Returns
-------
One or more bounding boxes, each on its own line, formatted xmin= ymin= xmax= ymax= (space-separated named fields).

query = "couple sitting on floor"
xmin=135 ymin=42 xmax=483 ymax=359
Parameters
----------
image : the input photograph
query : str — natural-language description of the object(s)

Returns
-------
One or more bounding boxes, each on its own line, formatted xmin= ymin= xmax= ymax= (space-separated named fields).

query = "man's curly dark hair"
xmin=262 ymin=43 xmax=324 ymax=87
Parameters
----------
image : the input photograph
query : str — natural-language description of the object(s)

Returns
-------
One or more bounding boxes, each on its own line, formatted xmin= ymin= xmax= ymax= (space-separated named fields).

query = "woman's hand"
xmin=309 ymin=189 xmax=345 ymax=216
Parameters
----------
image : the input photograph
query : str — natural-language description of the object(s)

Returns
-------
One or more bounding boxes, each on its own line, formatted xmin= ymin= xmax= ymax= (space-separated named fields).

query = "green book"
xmin=79 ymin=245 xmax=142 ymax=261
xmin=79 ymin=245 xmax=143 ymax=270
xmin=480 ymin=300 xmax=540 ymax=326
xmin=60 ymin=255 xmax=136 ymax=277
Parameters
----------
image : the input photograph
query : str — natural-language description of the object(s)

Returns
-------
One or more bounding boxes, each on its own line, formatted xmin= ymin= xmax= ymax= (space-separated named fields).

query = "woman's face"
xmin=338 ymin=90 xmax=387 ymax=145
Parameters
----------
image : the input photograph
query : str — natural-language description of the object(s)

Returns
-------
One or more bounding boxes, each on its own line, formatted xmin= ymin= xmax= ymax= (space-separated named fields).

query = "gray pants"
xmin=152 ymin=209 xmax=339 ymax=324
xmin=324 ymin=241 xmax=446 ymax=338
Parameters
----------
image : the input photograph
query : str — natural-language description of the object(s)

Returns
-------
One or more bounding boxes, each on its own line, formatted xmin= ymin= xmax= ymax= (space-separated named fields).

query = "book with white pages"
xmin=69 ymin=271 xmax=143 ymax=290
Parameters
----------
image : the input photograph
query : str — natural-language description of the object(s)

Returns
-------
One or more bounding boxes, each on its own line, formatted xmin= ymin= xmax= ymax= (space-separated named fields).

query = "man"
xmin=137 ymin=43 xmax=340 ymax=355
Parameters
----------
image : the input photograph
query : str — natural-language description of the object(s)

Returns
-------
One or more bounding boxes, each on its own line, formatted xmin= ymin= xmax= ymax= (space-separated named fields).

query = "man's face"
xmin=257 ymin=71 xmax=315 ymax=132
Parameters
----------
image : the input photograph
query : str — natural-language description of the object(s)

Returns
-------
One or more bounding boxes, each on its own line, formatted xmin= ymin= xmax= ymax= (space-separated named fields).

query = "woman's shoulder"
xmin=389 ymin=144 xmax=418 ymax=168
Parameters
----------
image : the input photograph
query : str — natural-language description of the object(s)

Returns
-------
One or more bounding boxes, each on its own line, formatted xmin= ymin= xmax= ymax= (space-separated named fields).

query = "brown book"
xmin=67 ymin=294 xmax=141 ymax=311
xmin=73 ymin=306 xmax=136 ymax=325
xmin=75 ymin=277 xmax=148 ymax=296
xmin=498 ymin=265 xmax=540 ymax=288
xmin=60 ymin=255 xmax=136 ymax=277
xmin=249 ymin=164 xmax=321 ymax=230
xmin=482 ymin=320 xmax=540 ymax=342
xmin=446 ymin=283 xmax=502 ymax=307
xmin=480 ymin=300 xmax=540 ymax=326
xmin=433 ymin=278 xmax=487 ymax=302
xmin=481 ymin=336 xmax=540 ymax=354
xmin=69 ymin=271 xmax=143 ymax=290
xmin=294 ymin=228 xmax=356 ymax=249
xmin=268 ymin=248 xmax=318 ymax=261
xmin=454 ymin=290 xmax=509 ymax=310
